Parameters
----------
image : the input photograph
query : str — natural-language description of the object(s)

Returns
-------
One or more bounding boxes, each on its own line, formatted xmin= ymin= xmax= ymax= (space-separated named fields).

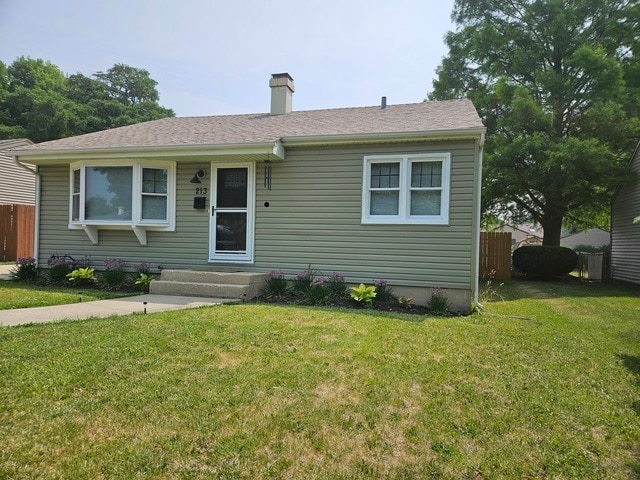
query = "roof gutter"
xmin=281 ymin=127 xmax=486 ymax=147
xmin=11 ymin=141 xmax=286 ymax=164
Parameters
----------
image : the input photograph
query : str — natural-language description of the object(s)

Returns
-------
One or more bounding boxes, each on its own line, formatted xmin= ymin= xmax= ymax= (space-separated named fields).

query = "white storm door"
xmin=209 ymin=162 xmax=255 ymax=263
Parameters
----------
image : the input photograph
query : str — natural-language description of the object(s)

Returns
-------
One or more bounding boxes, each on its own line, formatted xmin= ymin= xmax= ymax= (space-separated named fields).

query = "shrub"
xmin=306 ymin=275 xmax=331 ymax=305
xmin=12 ymin=257 xmax=38 ymax=282
xmin=513 ymin=245 xmax=578 ymax=279
xmin=373 ymin=278 xmax=397 ymax=304
xmin=134 ymin=273 xmax=154 ymax=293
xmin=572 ymin=244 xmax=610 ymax=254
xmin=47 ymin=256 xmax=72 ymax=284
xmin=67 ymin=267 xmax=96 ymax=286
xmin=292 ymin=267 xmax=315 ymax=294
xmin=350 ymin=284 xmax=376 ymax=308
xmin=326 ymin=272 xmax=348 ymax=299
xmin=101 ymin=258 xmax=127 ymax=289
xmin=263 ymin=270 xmax=288 ymax=297
xmin=429 ymin=288 xmax=451 ymax=316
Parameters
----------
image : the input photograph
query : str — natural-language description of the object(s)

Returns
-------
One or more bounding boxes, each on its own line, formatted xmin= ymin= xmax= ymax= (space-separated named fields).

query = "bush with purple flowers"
xmin=292 ymin=267 xmax=316 ymax=294
xmin=327 ymin=271 xmax=348 ymax=299
xmin=262 ymin=270 xmax=288 ymax=297
xmin=47 ymin=255 xmax=73 ymax=284
xmin=373 ymin=278 xmax=397 ymax=304
xmin=12 ymin=257 xmax=38 ymax=282
xmin=101 ymin=258 xmax=127 ymax=289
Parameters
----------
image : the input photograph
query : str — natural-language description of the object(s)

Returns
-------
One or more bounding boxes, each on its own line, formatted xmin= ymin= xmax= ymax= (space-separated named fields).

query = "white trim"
xmin=13 ymin=141 xmax=286 ymax=163
xmin=361 ymin=153 xmax=451 ymax=225
xmin=68 ymin=160 xmax=176 ymax=245
xmin=208 ymin=162 xmax=255 ymax=264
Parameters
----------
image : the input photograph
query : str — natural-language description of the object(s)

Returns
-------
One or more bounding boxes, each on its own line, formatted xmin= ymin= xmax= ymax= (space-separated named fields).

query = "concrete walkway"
xmin=0 ymin=294 xmax=237 ymax=327
xmin=0 ymin=265 xmax=236 ymax=326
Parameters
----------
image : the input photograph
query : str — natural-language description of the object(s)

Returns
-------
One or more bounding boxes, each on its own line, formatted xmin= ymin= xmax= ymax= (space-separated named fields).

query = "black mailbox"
xmin=193 ymin=197 xmax=207 ymax=209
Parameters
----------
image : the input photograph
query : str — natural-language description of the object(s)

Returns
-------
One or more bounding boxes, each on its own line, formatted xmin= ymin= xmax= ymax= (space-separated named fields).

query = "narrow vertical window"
xmin=141 ymin=168 xmax=168 ymax=220
xmin=410 ymin=161 xmax=442 ymax=216
xmin=369 ymin=162 xmax=400 ymax=215
xmin=71 ymin=169 xmax=81 ymax=221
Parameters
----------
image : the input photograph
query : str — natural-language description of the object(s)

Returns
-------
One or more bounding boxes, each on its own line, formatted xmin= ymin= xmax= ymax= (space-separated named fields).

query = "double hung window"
xmin=362 ymin=153 xmax=450 ymax=224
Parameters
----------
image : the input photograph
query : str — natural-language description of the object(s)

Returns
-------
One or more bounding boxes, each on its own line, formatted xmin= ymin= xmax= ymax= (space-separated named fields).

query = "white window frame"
xmin=362 ymin=153 xmax=451 ymax=225
xmin=69 ymin=160 xmax=176 ymax=243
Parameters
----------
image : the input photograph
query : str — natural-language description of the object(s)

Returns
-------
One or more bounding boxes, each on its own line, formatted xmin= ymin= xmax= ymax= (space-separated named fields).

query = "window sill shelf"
xmin=69 ymin=223 xmax=174 ymax=246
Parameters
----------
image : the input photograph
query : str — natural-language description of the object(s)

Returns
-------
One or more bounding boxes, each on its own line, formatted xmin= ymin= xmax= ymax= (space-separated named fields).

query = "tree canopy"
xmin=430 ymin=0 xmax=640 ymax=245
xmin=0 ymin=57 xmax=174 ymax=143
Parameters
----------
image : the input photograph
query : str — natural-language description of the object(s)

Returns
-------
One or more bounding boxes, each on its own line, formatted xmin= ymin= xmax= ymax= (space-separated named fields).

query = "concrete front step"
xmin=158 ymin=269 xmax=268 ymax=286
xmin=149 ymin=270 xmax=268 ymax=300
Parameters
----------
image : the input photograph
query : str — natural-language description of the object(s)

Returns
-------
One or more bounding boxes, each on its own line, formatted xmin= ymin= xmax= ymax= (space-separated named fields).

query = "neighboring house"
xmin=10 ymin=73 xmax=486 ymax=312
xmin=0 ymin=139 xmax=35 ymax=205
xmin=560 ymin=228 xmax=610 ymax=250
xmin=610 ymin=141 xmax=640 ymax=285
xmin=496 ymin=224 xmax=543 ymax=250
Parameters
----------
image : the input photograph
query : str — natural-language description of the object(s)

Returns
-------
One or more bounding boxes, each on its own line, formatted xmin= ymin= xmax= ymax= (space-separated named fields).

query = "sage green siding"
xmin=37 ymin=140 xmax=479 ymax=290
xmin=611 ymin=146 xmax=640 ymax=284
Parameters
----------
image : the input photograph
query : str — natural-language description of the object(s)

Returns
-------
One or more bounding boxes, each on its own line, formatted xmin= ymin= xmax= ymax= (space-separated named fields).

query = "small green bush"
xmin=513 ymin=246 xmax=578 ymax=279
xmin=134 ymin=273 xmax=154 ymax=293
xmin=292 ymin=267 xmax=315 ymax=294
xmin=350 ymin=284 xmax=376 ymax=308
xmin=67 ymin=267 xmax=97 ymax=286
xmin=373 ymin=279 xmax=397 ymax=304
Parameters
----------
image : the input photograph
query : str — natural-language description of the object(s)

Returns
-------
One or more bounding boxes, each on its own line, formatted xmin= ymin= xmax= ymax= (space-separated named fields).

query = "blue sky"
xmin=0 ymin=0 xmax=456 ymax=117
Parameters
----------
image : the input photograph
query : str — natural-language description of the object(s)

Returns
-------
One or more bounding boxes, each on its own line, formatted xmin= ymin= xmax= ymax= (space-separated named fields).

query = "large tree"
xmin=430 ymin=0 xmax=640 ymax=245
xmin=0 ymin=57 xmax=174 ymax=142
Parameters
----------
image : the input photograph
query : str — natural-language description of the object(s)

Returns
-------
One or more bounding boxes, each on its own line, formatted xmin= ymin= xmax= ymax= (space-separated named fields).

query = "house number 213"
xmin=195 ymin=187 xmax=208 ymax=195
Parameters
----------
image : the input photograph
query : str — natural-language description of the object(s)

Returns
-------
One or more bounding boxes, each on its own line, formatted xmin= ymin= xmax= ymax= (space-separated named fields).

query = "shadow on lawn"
xmin=486 ymin=278 xmax=640 ymax=301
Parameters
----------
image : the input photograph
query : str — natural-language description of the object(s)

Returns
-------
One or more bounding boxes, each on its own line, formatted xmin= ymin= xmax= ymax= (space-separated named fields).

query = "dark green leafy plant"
xmin=263 ymin=270 xmax=288 ymax=297
xmin=373 ymin=279 xmax=397 ymax=304
xmin=292 ymin=267 xmax=315 ymax=294
xmin=101 ymin=258 xmax=127 ymax=289
xmin=513 ymin=246 xmax=578 ymax=279
xmin=326 ymin=272 xmax=348 ymax=299
xmin=429 ymin=288 xmax=451 ymax=316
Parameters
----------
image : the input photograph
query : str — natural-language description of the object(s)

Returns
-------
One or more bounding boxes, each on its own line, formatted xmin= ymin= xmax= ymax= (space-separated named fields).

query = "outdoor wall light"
xmin=190 ymin=169 xmax=206 ymax=184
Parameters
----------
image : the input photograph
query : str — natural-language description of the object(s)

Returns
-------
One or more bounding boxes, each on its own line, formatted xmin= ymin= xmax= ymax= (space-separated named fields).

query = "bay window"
xmin=362 ymin=153 xmax=450 ymax=224
xmin=69 ymin=161 xmax=176 ymax=243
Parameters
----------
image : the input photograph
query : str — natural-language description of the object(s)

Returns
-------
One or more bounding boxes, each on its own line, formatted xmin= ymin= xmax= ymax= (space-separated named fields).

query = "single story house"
xmin=0 ymin=138 xmax=35 ymax=205
xmin=10 ymin=73 xmax=486 ymax=312
xmin=611 ymin=140 xmax=640 ymax=285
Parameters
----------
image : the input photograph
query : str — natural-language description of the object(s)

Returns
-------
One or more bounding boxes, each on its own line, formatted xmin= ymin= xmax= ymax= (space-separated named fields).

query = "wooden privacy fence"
xmin=479 ymin=232 xmax=512 ymax=280
xmin=1 ymin=204 xmax=35 ymax=261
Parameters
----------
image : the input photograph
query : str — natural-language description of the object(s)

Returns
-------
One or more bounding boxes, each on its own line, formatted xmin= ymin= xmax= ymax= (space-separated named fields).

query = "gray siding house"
xmin=0 ymin=139 xmax=35 ymax=205
xmin=611 ymin=141 xmax=640 ymax=284
xmin=11 ymin=74 xmax=486 ymax=312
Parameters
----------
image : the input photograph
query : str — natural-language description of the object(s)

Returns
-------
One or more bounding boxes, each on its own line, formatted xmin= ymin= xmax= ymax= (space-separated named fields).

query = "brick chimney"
xmin=269 ymin=73 xmax=294 ymax=114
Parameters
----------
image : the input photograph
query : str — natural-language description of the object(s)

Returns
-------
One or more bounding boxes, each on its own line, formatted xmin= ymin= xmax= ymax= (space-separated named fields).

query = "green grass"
xmin=0 ymin=282 xmax=134 ymax=310
xmin=1 ymin=280 xmax=639 ymax=479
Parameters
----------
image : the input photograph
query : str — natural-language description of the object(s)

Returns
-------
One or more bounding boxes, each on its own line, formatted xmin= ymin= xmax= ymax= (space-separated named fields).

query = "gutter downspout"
xmin=14 ymin=156 xmax=40 ymax=266
xmin=472 ymin=133 xmax=485 ymax=311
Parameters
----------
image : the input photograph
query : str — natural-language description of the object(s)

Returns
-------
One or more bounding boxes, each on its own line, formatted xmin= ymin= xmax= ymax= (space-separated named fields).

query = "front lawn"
xmin=0 ymin=282 xmax=135 ymax=310
xmin=1 ymin=281 xmax=639 ymax=478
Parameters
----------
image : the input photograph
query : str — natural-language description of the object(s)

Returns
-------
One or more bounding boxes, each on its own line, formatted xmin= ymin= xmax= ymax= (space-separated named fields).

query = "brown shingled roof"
xmin=15 ymin=99 xmax=483 ymax=152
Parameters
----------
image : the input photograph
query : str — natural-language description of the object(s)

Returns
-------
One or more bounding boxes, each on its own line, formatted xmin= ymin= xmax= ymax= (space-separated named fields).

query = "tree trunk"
xmin=541 ymin=213 xmax=563 ymax=246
